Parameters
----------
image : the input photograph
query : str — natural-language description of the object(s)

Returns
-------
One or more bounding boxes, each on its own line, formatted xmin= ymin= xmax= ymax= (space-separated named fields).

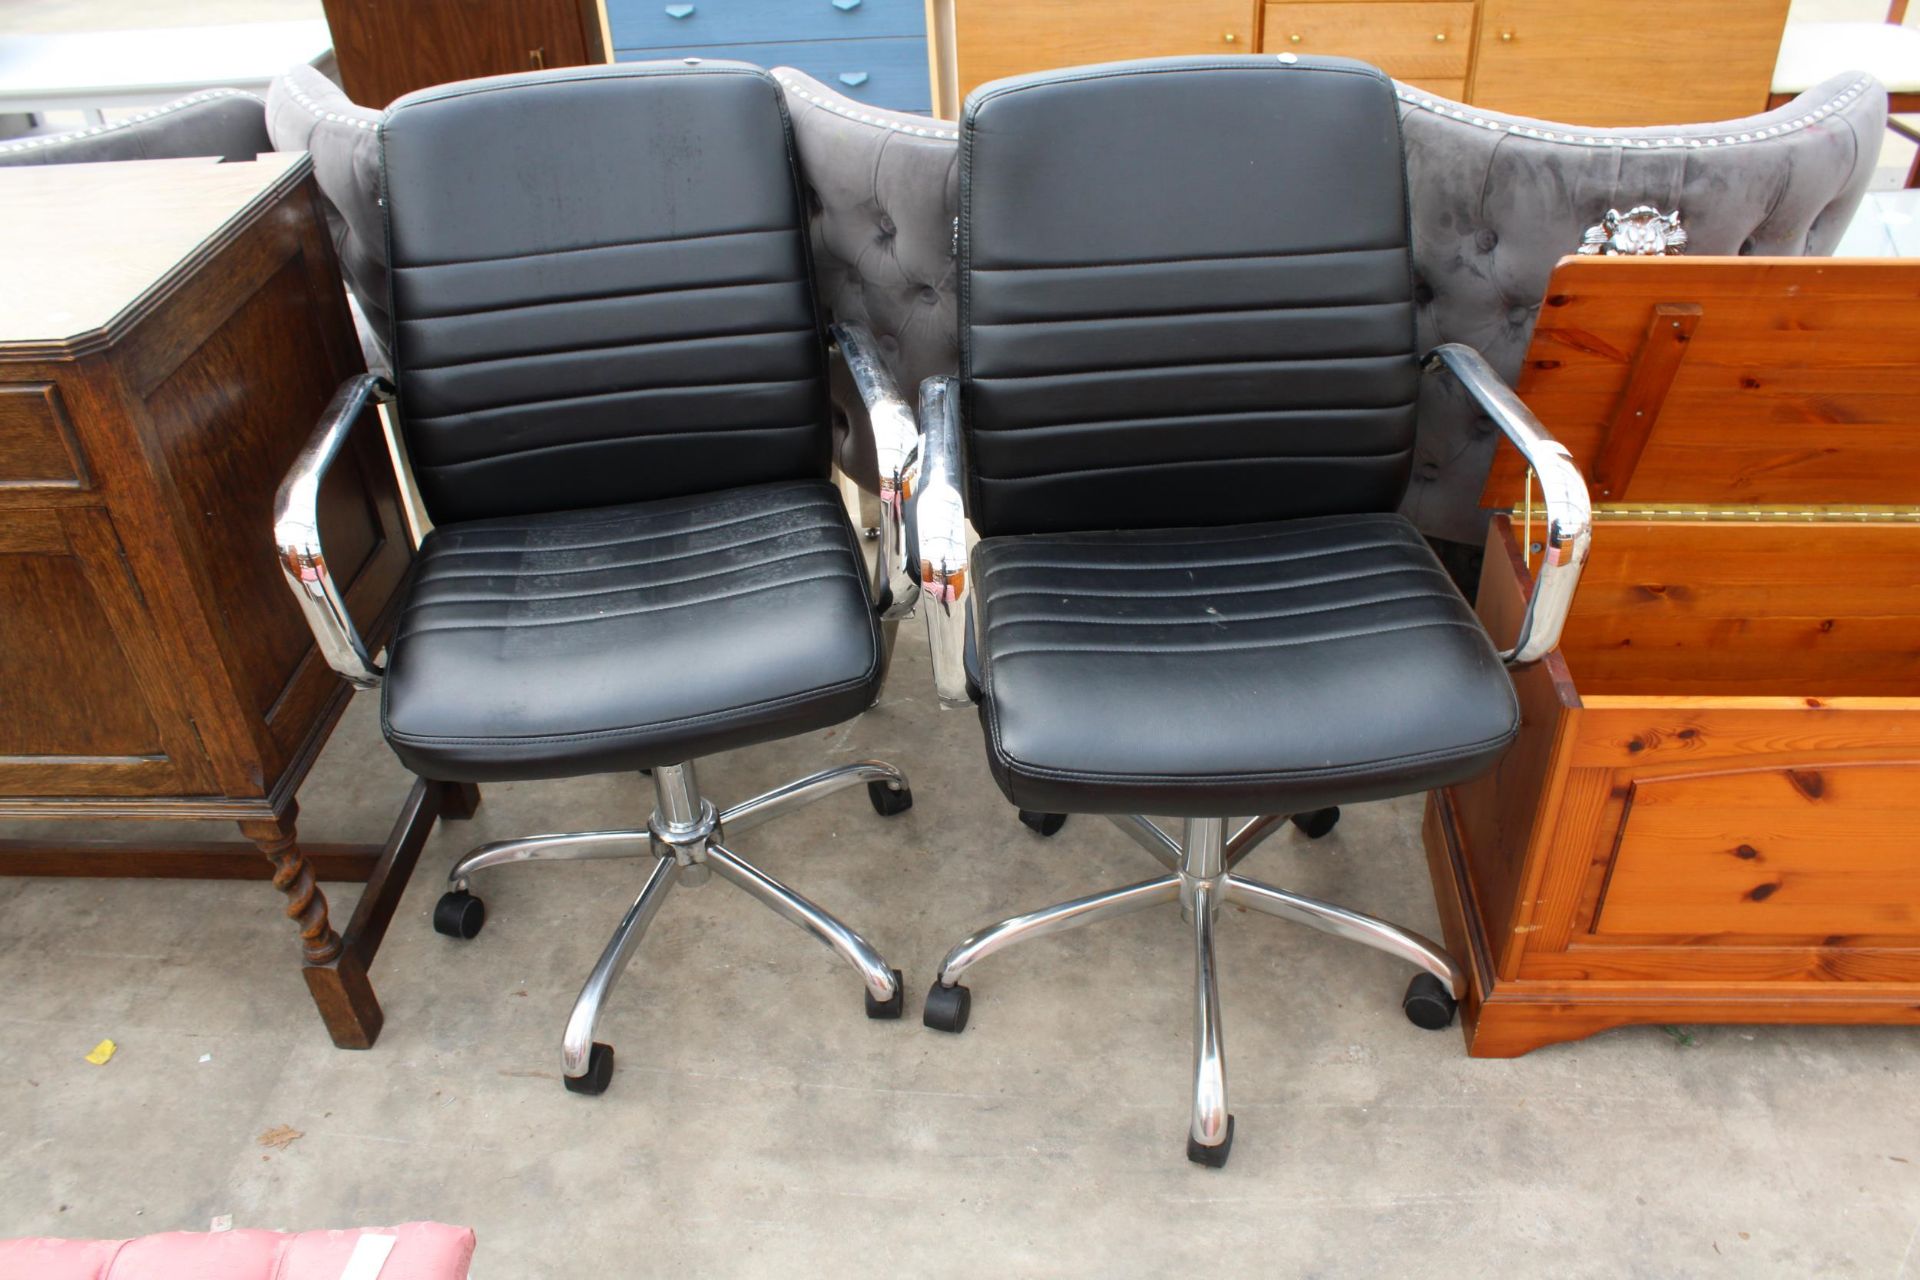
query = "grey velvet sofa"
xmin=264 ymin=64 xmax=389 ymax=374
xmin=271 ymin=62 xmax=1885 ymax=542
xmin=777 ymin=68 xmax=1886 ymax=544
xmin=0 ymin=88 xmax=269 ymax=166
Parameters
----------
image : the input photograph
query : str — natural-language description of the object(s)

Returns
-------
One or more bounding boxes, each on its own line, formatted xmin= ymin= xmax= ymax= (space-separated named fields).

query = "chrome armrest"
xmin=911 ymin=375 xmax=973 ymax=708
xmin=1423 ymin=343 xmax=1593 ymax=666
xmin=829 ymin=321 xmax=920 ymax=620
xmin=272 ymin=372 xmax=395 ymax=690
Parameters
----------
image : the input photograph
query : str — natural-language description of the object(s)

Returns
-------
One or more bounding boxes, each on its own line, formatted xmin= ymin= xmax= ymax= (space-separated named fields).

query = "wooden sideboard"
xmin=0 ymin=155 xmax=474 ymax=1049
xmin=320 ymin=0 xmax=611 ymax=107
xmin=929 ymin=0 xmax=1791 ymax=125
xmin=1425 ymin=257 xmax=1920 ymax=1058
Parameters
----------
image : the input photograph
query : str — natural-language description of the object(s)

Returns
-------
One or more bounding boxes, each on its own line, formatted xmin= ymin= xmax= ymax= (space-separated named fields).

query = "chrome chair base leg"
xmin=925 ymin=812 xmax=1465 ymax=1167
xmin=439 ymin=758 xmax=911 ymax=1095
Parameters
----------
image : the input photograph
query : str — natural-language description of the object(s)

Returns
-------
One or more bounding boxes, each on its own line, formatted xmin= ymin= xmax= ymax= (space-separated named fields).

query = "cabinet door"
xmin=951 ymin=0 xmax=1252 ymax=104
xmin=1470 ymin=0 xmax=1789 ymax=126
xmin=0 ymin=508 xmax=214 ymax=801
xmin=322 ymin=0 xmax=601 ymax=107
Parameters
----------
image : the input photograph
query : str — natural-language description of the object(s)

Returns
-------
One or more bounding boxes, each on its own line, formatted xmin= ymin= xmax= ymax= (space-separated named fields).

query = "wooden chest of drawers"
xmin=930 ymin=0 xmax=1791 ymax=125
xmin=1424 ymin=257 xmax=1920 ymax=1057
xmin=0 ymin=154 xmax=467 ymax=1051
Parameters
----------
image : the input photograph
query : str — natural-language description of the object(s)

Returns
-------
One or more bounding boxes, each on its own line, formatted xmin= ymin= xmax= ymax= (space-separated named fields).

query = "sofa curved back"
xmin=0 ymin=89 xmax=269 ymax=167
xmin=778 ymin=68 xmax=1886 ymax=541
xmin=266 ymin=64 xmax=389 ymax=372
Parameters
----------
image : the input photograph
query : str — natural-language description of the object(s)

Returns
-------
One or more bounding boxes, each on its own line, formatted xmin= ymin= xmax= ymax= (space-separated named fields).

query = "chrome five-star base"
xmin=921 ymin=811 xmax=1465 ymax=1168
xmin=433 ymin=759 xmax=912 ymax=1095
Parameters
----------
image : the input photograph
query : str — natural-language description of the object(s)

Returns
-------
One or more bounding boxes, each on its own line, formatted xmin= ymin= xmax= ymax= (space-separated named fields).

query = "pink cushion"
xmin=0 ymin=1222 xmax=475 ymax=1280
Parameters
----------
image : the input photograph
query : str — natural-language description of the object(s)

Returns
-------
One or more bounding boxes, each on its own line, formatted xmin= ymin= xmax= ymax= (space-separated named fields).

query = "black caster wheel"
xmin=563 ymin=1042 xmax=615 ymax=1095
xmin=1290 ymin=806 xmax=1341 ymax=839
xmin=1018 ymin=810 xmax=1067 ymax=837
xmin=868 ymin=780 xmax=914 ymax=817
xmin=1187 ymin=1116 xmax=1235 ymax=1168
xmin=922 ymin=980 xmax=971 ymax=1033
xmin=432 ymin=890 xmax=485 ymax=939
xmin=1403 ymin=972 xmax=1458 ymax=1030
xmin=866 ymin=968 xmax=906 ymax=1019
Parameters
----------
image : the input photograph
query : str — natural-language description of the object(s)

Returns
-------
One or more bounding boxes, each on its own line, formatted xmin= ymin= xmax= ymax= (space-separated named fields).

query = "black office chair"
xmin=908 ymin=56 xmax=1592 ymax=1166
xmin=273 ymin=63 xmax=926 ymax=1096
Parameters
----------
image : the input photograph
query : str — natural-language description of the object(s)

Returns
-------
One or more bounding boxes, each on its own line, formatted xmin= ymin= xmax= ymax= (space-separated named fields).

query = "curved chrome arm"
xmin=272 ymin=373 xmax=395 ymax=689
xmin=1424 ymin=344 xmax=1592 ymax=666
xmin=829 ymin=321 xmax=920 ymax=620
xmin=912 ymin=375 xmax=973 ymax=707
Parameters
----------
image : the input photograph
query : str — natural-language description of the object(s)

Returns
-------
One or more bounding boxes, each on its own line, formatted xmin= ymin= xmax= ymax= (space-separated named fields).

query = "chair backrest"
xmin=957 ymin=56 xmax=1418 ymax=538
xmin=380 ymin=62 xmax=831 ymax=525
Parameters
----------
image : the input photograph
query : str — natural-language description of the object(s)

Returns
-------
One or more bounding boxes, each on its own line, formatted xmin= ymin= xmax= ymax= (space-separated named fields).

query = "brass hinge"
xmin=1591 ymin=503 xmax=1920 ymax=523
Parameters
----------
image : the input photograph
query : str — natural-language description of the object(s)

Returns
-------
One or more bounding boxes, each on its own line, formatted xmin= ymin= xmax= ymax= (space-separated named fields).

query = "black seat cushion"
xmin=972 ymin=513 xmax=1519 ymax=816
xmin=381 ymin=481 xmax=883 ymax=782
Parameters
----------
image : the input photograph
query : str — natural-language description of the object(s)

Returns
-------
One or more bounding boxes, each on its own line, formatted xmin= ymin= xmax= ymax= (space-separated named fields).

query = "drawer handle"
xmin=1288 ymin=32 xmax=1302 ymax=43
xmin=1223 ymin=31 xmax=1236 ymax=42
xmin=833 ymin=0 xmax=863 ymax=9
xmin=664 ymin=3 xmax=695 ymax=17
xmin=1500 ymin=29 xmax=1514 ymax=41
xmin=838 ymin=70 xmax=870 ymax=86
xmin=1433 ymin=31 xmax=1447 ymax=41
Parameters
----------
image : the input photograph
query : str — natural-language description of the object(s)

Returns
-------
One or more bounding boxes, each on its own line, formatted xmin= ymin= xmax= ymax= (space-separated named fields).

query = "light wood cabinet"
xmin=929 ymin=0 xmax=1791 ymax=125
xmin=1264 ymin=2 xmax=1471 ymax=94
xmin=929 ymin=0 xmax=1251 ymax=116
xmin=1426 ymin=257 xmax=1920 ymax=1058
xmin=1470 ymin=0 xmax=1789 ymax=125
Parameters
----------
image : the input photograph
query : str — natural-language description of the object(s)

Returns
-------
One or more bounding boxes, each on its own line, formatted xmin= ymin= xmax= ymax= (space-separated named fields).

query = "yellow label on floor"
xmin=83 ymin=1039 xmax=116 ymax=1065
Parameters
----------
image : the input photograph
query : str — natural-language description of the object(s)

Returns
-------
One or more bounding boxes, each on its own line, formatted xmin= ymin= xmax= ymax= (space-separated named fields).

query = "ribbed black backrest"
xmin=381 ymin=63 xmax=830 ymax=524
xmin=959 ymin=58 xmax=1419 ymax=538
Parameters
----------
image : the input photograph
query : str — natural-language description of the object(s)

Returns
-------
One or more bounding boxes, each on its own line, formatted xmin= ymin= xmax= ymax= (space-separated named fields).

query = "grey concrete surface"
xmin=3 ymin=625 xmax=1919 ymax=1276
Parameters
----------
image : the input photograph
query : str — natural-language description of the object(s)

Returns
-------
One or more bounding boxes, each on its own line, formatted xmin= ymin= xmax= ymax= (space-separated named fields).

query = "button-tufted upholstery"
xmin=778 ymin=68 xmax=1885 ymax=542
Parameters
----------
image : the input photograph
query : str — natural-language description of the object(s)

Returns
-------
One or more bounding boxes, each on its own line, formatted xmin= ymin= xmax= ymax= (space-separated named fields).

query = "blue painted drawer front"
xmin=617 ymin=38 xmax=930 ymax=112
xmin=610 ymin=0 xmax=923 ymax=53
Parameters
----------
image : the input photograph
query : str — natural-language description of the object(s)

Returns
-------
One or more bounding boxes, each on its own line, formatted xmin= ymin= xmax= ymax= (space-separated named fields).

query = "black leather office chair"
xmin=908 ymin=56 xmax=1592 ymax=1166
xmin=273 ymin=63 xmax=926 ymax=1096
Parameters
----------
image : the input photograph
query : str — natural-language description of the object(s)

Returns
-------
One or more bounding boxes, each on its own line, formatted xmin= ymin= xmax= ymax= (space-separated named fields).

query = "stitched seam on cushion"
xmin=972 ymin=354 xmax=1418 ymax=383
xmin=964 ymin=405 xmax=1418 ymax=446
xmin=989 ymin=616 xmax=1482 ymax=659
xmin=421 ymin=520 xmax=845 ymax=579
xmin=408 ymin=545 xmax=848 ymax=607
xmin=394 ymin=225 xmax=794 ymax=271
xmin=975 ymin=513 xmax=1401 ymax=559
xmin=402 ymin=324 xmax=816 ymax=374
xmin=969 ymin=243 xmax=1408 ymax=272
xmin=978 ymin=532 xmax=1419 ymax=577
xmin=985 ymin=587 xmax=1451 ymax=632
xmin=414 ymin=424 xmax=820 ymax=472
xmin=993 ymin=724 xmax=1519 ymax=791
xmin=403 ymin=377 xmax=816 ymax=423
xmin=385 ymin=667 xmax=879 ymax=749
xmin=397 ymin=568 xmax=850 ymax=638
xmin=972 ymin=300 xmax=1413 ymax=328
xmin=394 ymin=276 xmax=803 ymax=322
xmin=972 ymin=446 xmax=1415 ymax=483
xmin=423 ymin=496 xmax=825 ymax=552
xmin=986 ymin=562 xmax=1448 ymax=604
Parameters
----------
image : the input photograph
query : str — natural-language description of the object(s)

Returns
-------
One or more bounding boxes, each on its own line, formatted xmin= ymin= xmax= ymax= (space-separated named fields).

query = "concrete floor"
xmin=4 ymin=622 xmax=1920 ymax=1276
xmin=5 ymin=0 xmax=1920 ymax=1272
